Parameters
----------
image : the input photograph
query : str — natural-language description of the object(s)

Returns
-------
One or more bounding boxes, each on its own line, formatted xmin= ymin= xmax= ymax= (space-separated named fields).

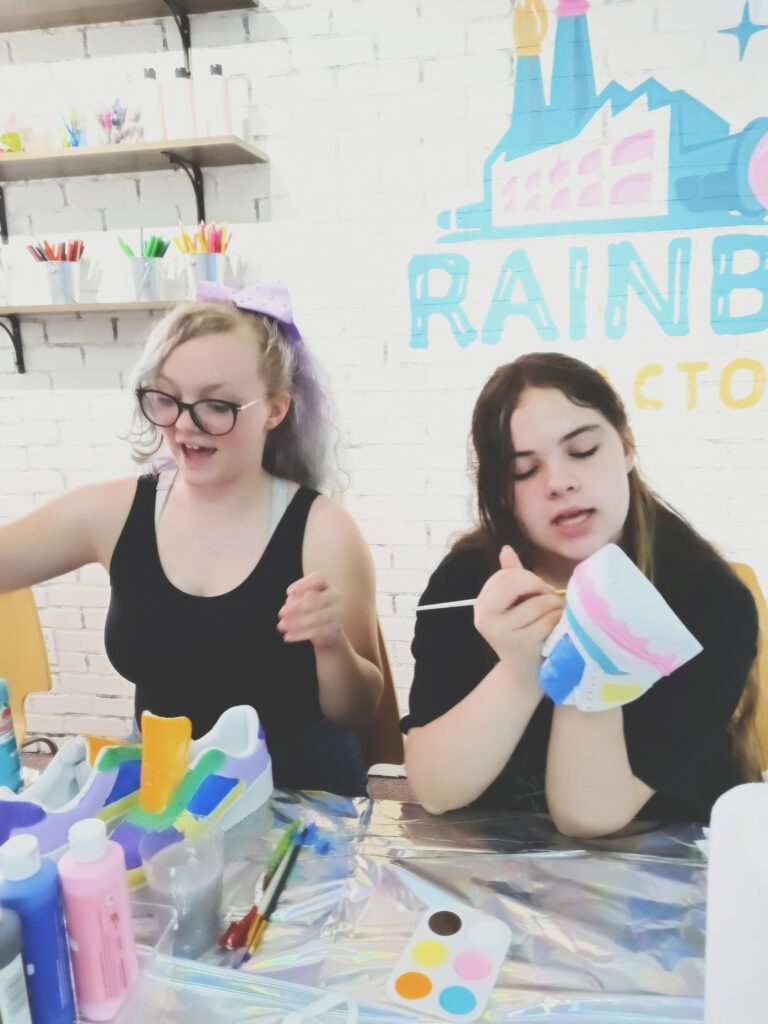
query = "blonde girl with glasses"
xmin=0 ymin=284 xmax=382 ymax=796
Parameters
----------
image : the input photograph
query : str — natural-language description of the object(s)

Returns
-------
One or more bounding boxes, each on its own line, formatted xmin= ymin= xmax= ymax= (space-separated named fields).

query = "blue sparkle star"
xmin=720 ymin=1 xmax=768 ymax=60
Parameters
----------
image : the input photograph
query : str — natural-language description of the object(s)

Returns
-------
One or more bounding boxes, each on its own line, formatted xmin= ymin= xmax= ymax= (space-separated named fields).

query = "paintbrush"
xmin=219 ymin=819 xmax=300 ymax=950
xmin=417 ymin=588 xmax=566 ymax=612
xmin=239 ymin=826 xmax=308 ymax=964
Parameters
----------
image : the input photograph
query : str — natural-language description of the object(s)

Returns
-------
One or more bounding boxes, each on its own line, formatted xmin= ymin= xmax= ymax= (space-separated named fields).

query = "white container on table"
xmin=704 ymin=782 xmax=768 ymax=1023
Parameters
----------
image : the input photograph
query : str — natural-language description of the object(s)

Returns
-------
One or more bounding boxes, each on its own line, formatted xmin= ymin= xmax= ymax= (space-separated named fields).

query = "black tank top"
xmin=105 ymin=474 xmax=323 ymax=741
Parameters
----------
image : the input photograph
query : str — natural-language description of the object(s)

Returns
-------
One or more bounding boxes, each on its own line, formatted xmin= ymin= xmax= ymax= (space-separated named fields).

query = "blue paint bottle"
xmin=0 ymin=835 xmax=75 ymax=1024
xmin=0 ymin=679 xmax=22 ymax=793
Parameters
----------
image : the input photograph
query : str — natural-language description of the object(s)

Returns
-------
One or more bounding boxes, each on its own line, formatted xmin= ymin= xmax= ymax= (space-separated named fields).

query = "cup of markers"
xmin=174 ymin=221 xmax=231 ymax=297
xmin=119 ymin=233 xmax=170 ymax=301
xmin=27 ymin=238 xmax=85 ymax=304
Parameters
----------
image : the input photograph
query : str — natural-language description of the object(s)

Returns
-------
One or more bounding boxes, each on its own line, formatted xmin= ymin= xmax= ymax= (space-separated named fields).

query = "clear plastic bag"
xmin=282 ymin=993 xmax=358 ymax=1024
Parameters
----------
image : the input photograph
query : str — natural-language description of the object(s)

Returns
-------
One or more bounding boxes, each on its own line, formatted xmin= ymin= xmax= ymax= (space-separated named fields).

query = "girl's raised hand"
xmin=277 ymin=572 xmax=344 ymax=650
xmin=473 ymin=545 xmax=564 ymax=677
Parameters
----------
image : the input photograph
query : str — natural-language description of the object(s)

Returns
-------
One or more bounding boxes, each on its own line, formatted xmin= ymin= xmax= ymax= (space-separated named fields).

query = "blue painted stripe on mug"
xmin=565 ymin=607 xmax=624 ymax=675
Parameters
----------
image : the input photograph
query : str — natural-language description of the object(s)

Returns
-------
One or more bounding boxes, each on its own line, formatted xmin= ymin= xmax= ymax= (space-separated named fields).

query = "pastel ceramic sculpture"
xmin=539 ymin=543 xmax=703 ymax=711
xmin=0 ymin=738 xmax=141 ymax=855
xmin=110 ymin=705 xmax=273 ymax=886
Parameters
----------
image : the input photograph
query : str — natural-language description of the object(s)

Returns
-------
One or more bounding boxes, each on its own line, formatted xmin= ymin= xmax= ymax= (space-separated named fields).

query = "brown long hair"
xmin=456 ymin=352 xmax=763 ymax=782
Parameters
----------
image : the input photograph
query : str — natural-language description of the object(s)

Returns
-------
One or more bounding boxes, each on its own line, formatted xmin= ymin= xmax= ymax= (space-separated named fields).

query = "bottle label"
xmin=0 ymin=689 xmax=21 ymax=792
xmin=0 ymin=696 xmax=15 ymax=744
xmin=0 ymin=953 xmax=33 ymax=1024
xmin=64 ymin=889 xmax=137 ymax=1003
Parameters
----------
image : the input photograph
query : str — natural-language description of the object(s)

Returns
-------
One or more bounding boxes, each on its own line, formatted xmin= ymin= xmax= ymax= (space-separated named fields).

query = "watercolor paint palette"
xmin=386 ymin=906 xmax=512 ymax=1021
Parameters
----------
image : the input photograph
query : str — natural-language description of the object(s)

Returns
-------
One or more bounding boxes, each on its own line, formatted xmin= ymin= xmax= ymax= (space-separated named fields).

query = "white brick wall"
xmin=2 ymin=0 xmax=768 ymax=739
xmin=9 ymin=29 xmax=85 ymax=64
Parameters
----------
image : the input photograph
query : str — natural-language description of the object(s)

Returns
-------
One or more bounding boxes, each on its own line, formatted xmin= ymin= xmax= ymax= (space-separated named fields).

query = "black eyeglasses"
xmin=136 ymin=388 xmax=265 ymax=437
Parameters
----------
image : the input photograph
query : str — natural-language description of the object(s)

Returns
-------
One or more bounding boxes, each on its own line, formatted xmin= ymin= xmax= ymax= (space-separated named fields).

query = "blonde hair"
xmin=127 ymin=301 xmax=335 ymax=491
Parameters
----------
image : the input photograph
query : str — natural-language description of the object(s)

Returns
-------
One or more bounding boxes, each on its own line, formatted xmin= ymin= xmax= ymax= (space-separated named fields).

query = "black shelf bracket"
xmin=0 ymin=184 xmax=8 ymax=244
xmin=163 ymin=152 xmax=205 ymax=223
xmin=0 ymin=315 xmax=24 ymax=373
xmin=162 ymin=0 xmax=192 ymax=74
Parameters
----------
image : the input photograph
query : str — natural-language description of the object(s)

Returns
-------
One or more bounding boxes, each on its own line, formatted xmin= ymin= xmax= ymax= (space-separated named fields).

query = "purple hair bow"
xmin=196 ymin=280 xmax=303 ymax=344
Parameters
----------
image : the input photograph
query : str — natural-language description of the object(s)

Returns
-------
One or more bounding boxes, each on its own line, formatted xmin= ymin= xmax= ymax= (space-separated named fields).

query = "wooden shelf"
xmin=0 ymin=136 xmax=267 ymax=184
xmin=1 ymin=302 xmax=175 ymax=316
xmin=0 ymin=301 xmax=177 ymax=372
xmin=0 ymin=0 xmax=256 ymax=33
xmin=0 ymin=2 xmax=265 ymax=375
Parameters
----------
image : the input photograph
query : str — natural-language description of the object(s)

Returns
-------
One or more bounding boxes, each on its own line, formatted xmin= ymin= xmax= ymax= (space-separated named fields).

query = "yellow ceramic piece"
xmin=138 ymin=712 xmax=192 ymax=814
xmin=600 ymin=681 xmax=644 ymax=706
xmin=84 ymin=735 xmax=125 ymax=766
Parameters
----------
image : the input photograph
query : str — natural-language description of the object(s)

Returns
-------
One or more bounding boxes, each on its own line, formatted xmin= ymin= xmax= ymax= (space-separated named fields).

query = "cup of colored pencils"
xmin=28 ymin=238 xmax=85 ymax=304
xmin=118 ymin=233 xmax=170 ymax=301
xmin=174 ymin=221 xmax=231 ymax=298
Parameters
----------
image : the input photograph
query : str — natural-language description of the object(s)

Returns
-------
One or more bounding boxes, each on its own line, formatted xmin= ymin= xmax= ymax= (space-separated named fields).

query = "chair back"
xmin=360 ymin=622 xmax=405 ymax=770
xmin=728 ymin=563 xmax=768 ymax=769
xmin=0 ymin=588 xmax=52 ymax=745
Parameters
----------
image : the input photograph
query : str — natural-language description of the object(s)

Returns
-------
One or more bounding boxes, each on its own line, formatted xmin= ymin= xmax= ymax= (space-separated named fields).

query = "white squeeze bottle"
xmin=203 ymin=63 xmax=232 ymax=136
xmin=0 ymin=905 xmax=32 ymax=1024
xmin=166 ymin=67 xmax=197 ymax=139
xmin=704 ymin=782 xmax=768 ymax=1023
xmin=140 ymin=67 xmax=166 ymax=141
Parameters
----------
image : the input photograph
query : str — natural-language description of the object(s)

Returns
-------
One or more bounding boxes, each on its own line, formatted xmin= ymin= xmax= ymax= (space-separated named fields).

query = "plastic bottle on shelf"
xmin=0 ymin=678 xmax=22 ymax=793
xmin=58 ymin=818 xmax=138 ymax=1021
xmin=139 ymin=67 xmax=166 ymax=142
xmin=0 ymin=905 xmax=32 ymax=1024
xmin=166 ymin=67 xmax=197 ymax=139
xmin=202 ymin=63 xmax=232 ymax=136
xmin=0 ymin=835 xmax=75 ymax=1024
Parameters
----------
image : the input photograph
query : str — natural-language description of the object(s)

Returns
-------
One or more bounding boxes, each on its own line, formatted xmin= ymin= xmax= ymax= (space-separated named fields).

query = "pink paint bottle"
xmin=58 ymin=819 xmax=138 ymax=1021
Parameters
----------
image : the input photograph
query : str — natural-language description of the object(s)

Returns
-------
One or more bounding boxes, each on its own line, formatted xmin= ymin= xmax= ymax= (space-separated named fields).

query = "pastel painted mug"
xmin=538 ymin=544 xmax=703 ymax=712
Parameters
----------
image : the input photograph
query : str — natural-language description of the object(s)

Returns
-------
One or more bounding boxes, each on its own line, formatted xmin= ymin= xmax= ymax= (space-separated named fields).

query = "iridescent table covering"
xmin=118 ymin=791 xmax=707 ymax=1023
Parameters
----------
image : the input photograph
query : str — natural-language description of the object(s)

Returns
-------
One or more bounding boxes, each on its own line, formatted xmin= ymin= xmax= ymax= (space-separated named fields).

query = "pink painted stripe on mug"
xmin=573 ymin=567 xmax=681 ymax=676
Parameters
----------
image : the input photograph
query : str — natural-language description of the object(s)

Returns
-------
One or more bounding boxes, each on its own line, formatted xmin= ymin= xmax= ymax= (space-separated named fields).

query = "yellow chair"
xmin=0 ymin=591 xmax=406 ymax=766
xmin=360 ymin=622 xmax=405 ymax=770
xmin=0 ymin=588 xmax=52 ymax=746
xmin=729 ymin=563 xmax=768 ymax=768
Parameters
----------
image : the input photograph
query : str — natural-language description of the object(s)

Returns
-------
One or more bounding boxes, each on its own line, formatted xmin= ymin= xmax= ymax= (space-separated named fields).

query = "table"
xmin=117 ymin=791 xmax=708 ymax=1023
